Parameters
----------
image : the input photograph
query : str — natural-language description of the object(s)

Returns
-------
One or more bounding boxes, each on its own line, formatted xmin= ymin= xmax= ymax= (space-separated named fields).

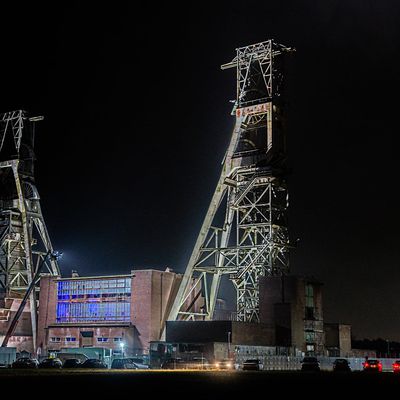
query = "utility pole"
xmin=227 ymin=331 xmax=231 ymax=358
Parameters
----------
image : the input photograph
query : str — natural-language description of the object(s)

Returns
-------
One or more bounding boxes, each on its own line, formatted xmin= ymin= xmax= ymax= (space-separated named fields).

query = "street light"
xmin=227 ymin=331 xmax=231 ymax=357
xmin=120 ymin=342 xmax=125 ymax=358
xmin=28 ymin=116 xmax=44 ymax=122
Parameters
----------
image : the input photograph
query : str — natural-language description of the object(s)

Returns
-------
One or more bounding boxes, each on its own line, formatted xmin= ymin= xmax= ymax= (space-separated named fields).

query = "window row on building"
xmin=96 ymin=337 xmax=123 ymax=343
xmin=56 ymin=301 xmax=130 ymax=323
xmin=57 ymin=278 xmax=131 ymax=298
xmin=49 ymin=337 xmax=77 ymax=343
xmin=57 ymin=292 xmax=131 ymax=300
xmin=49 ymin=336 xmax=123 ymax=343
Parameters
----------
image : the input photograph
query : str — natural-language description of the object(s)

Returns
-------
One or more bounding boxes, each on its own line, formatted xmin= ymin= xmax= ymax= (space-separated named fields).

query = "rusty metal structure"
xmin=0 ymin=110 xmax=59 ymax=350
xmin=168 ymin=40 xmax=294 ymax=323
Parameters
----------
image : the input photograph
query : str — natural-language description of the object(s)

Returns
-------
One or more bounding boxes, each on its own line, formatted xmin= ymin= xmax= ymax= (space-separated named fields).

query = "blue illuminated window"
xmin=56 ymin=277 xmax=131 ymax=323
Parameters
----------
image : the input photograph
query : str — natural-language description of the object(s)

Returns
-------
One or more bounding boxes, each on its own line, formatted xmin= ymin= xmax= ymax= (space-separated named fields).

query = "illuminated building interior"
xmin=56 ymin=278 xmax=131 ymax=323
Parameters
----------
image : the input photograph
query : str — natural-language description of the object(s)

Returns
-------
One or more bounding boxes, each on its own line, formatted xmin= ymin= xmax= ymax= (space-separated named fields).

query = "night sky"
xmin=1 ymin=1 xmax=400 ymax=341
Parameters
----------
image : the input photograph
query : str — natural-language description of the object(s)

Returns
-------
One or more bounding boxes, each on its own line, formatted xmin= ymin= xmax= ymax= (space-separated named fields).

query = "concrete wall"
xmin=339 ymin=324 xmax=352 ymax=356
xmin=166 ymin=320 xmax=275 ymax=348
xmin=166 ymin=321 xmax=233 ymax=343
xmin=325 ymin=323 xmax=352 ymax=357
xmin=273 ymin=303 xmax=291 ymax=346
xmin=290 ymin=279 xmax=305 ymax=351
xmin=232 ymin=322 xmax=274 ymax=346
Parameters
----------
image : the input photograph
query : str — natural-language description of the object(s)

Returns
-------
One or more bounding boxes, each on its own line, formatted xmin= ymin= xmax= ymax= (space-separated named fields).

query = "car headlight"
xmin=215 ymin=363 xmax=219 ymax=368
xmin=226 ymin=363 xmax=232 ymax=368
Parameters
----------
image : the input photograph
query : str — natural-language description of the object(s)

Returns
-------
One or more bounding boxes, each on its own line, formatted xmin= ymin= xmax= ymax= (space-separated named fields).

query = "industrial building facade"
xmin=259 ymin=275 xmax=325 ymax=355
xmin=163 ymin=275 xmax=330 ymax=358
xmin=2 ymin=269 xmax=354 ymax=360
xmin=36 ymin=269 xmax=181 ymax=357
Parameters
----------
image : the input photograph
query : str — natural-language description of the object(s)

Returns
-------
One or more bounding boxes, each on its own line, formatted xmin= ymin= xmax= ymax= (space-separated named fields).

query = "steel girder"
xmin=231 ymin=171 xmax=289 ymax=322
xmin=167 ymin=116 xmax=290 ymax=323
xmin=167 ymin=40 xmax=293 ymax=325
xmin=0 ymin=110 xmax=59 ymax=351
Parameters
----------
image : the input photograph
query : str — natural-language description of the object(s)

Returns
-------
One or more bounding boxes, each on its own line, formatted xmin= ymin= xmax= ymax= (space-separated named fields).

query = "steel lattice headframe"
xmin=0 ymin=110 xmax=59 ymax=351
xmin=168 ymin=40 xmax=294 ymax=325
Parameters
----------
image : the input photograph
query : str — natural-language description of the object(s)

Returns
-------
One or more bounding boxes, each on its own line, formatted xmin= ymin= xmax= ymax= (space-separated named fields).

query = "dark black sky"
xmin=1 ymin=1 xmax=400 ymax=340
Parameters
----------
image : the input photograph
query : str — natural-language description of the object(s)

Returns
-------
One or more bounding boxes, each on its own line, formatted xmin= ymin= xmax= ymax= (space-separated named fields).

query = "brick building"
xmin=160 ymin=275 xmax=327 ymax=359
xmin=36 ymin=269 xmax=181 ymax=357
xmin=259 ymin=275 xmax=325 ymax=355
xmin=0 ymin=297 xmax=35 ymax=353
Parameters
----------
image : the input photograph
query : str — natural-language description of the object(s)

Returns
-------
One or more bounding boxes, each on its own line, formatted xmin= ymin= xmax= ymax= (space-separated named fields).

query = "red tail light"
xmin=363 ymin=362 xmax=369 ymax=368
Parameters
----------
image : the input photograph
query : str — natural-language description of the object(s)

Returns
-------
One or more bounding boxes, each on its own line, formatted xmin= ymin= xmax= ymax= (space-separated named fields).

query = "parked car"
xmin=301 ymin=357 xmax=320 ymax=372
xmin=111 ymin=357 xmax=149 ymax=369
xmin=242 ymin=359 xmax=262 ymax=371
xmin=62 ymin=358 xmax=83 ymax=368
xmin=111 ymin=358 xmax=139 ymax=369
xmin=215 ymin=359 xmax=235 ymax=370
xmin=80 ymin=358 xmax=108 ymax=369
xmin=39 ymin=357 xmax=62 ymax=369
xmin=129 ymin=357 xmax=150 ymax=369
xmin=392 ymin=360 xmax=400 ymax=373
xmin=363 ymin=359 xmax=382 ymax=372
xmin=333 ymin=358 xmax=351 ymax=372
xmin=11 ymin=357 xmax=39 ymax=369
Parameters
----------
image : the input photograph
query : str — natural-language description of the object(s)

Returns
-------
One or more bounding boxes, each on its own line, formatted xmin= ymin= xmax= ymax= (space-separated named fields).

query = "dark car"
xmin=301 ymin=357 xmax=320 ymax=371
xmin=333 ymin=358 xmax=351 ymax=372
xmin=215 ymin=359 xmax=235 ymax=370
xmin=363 ymin=359 xmax=382 ymax=372
xmin=80 ymin=359 xmax=108 ymax=369
xmin=39 ymin=357 xmax=62 ymax=369
xmin=128 ymin=357 xmax=149 ymax=369
xmin=111 ymin=358 xmax=138 ymax=369
xmin=392 ymin=360 xmax=400 ymax=373
xmin=242 ymin=359 xmax=261 ymax=371
xmin=62 ymin=358 xmax=82 ymax=368
xmin=11 ymin=357 xmax=39 ymax=369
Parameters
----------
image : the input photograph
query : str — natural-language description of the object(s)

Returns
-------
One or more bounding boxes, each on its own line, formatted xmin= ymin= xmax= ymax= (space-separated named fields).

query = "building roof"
xmin=57 ymin=274 xmax=131 ymax=281
xmin=54 ymin=267 xmax=180 ymax=282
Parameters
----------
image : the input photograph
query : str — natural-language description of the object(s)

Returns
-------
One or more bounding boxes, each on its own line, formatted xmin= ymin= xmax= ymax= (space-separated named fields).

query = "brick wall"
xmin=37 ymin=269 xmax=182 ymax=356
